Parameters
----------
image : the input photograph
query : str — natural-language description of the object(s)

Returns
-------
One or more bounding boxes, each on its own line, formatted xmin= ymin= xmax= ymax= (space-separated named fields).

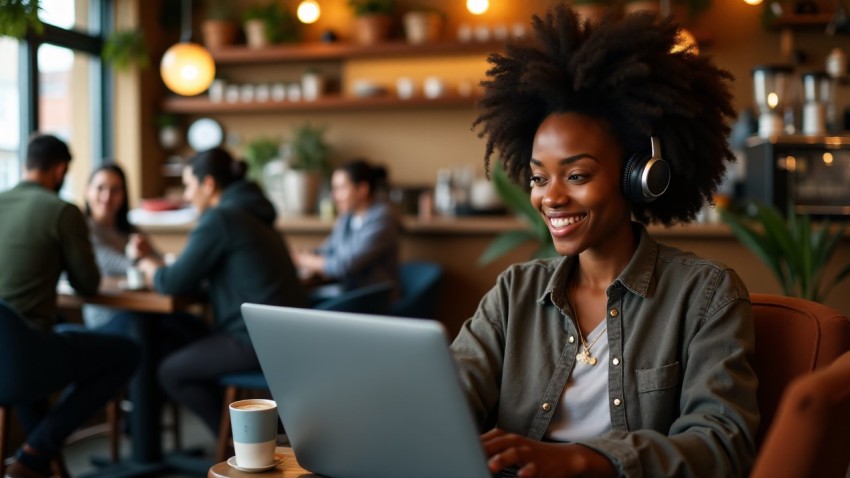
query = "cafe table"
xmin=208 ymin=448 xmax=318 ymax=477
xmin=58 ymin=277 xmax=210 ymax=477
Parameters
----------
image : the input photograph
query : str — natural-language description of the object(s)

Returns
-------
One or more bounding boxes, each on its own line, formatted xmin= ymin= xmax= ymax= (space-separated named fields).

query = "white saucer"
xmin=227 ymin=453 xmax=285 ymax=473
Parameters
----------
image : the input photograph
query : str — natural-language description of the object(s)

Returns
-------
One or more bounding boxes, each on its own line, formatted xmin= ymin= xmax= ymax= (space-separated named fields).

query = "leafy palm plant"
xmin=720 ymin=201 xmax=850 ymax=303
xmin=478 ymin=163 xmax=557 ymax=266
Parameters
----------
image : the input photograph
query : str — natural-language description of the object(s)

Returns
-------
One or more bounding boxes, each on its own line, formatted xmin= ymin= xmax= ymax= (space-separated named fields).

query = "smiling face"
xmin=86 ymin=169 xmax=126 ymax=225
xmin=530 ymin=112 xmax=634 ymax=258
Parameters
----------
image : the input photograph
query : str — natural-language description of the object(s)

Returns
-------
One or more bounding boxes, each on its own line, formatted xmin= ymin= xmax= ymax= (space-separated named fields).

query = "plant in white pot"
xmin=281 ymin=123 xmax=330 ymax=216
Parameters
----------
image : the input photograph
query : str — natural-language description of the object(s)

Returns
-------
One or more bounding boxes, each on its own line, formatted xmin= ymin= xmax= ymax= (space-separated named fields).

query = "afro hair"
xmin=473 ymin=4 xmax=737 ymax=225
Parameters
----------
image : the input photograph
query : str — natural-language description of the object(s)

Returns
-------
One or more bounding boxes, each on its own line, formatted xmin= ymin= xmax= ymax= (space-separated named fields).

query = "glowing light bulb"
xmin=467 ymin=0 xmax=489 ymax=15
xmin=823 ymin=152 xmax=834 ymax=166
xmin=297 ymin=0 xmax=321 ymax=24
xmin=160 ymin=42 xmax=215 ymax=96
xmin=743 ymin=0 xmax=763 ymax=5
xmin=767 ymin=92 xmax=779 ymax=109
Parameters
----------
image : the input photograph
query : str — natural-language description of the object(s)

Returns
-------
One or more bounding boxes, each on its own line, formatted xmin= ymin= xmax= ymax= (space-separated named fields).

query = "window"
xmin=0 ymin=0 xmax=109 ymax=198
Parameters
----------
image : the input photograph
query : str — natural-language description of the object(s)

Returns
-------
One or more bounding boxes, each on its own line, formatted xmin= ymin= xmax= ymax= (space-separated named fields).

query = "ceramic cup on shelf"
xmin=396 ymin=77 xmax=415 ymax=99
xmin=423 ymin=77 xmax=444 ymax=99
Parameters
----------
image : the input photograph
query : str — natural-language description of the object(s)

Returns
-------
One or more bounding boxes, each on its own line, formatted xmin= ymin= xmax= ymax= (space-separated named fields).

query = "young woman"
xmin=83 ymin=163 xmax=158 ymax=327
xmin=451 ymin=7 xmax=759 ymax=478
xmin=294 ymin=159 xmax=401 ymax=298
xmin=135 ymin=147 xmax=308 ymax=434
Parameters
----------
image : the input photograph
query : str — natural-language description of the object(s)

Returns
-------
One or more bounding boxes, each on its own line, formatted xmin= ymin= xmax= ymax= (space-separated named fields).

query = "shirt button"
xmin=609 ymin=309 xmax=619 ymax=317
xmin=542 ymin=402 xmax=551 ymax=411
xmin=613 ymin=398 xmax=621 ymax=406
xmin=568 ymin=336 xmax=575 ymax=343
xmin=612 ymin=357 xmax=620 ymax=366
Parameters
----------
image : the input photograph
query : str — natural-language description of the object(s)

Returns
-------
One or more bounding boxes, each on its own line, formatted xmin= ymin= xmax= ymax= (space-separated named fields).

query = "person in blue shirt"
xmin=294 ymin=159 xmax=401 ymax=299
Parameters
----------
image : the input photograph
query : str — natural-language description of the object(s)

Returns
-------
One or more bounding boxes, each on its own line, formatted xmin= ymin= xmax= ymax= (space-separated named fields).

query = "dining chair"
xmin=387 ymin=261 xmax=444 ymax=319
xmin=749 ymin=293 xmax=850 ymax=447
xmin=215 ymin=282 xmax=395 ymax=461
xmin=751 ymin=348 xmax=850 ymax=478
xmin=312 ymin=281 xmax=394 ymax=314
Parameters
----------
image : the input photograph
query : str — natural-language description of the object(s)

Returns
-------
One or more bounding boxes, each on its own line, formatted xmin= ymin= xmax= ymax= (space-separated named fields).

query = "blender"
xmin=752 ymin=65 xmax=794 ymax=138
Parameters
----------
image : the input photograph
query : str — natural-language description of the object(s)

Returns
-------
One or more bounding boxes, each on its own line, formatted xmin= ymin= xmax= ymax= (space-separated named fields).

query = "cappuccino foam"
xmin=234 ymin=403 xmax=272 ymax=411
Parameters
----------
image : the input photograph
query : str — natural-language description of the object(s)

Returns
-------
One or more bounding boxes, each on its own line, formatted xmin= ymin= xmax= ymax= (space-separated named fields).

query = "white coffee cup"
xmin=229 ymin=399 xmax=278 ymax=469
xmin=126 ymin=266 xmax=145 ymax=290
xmin=396 ymin=77 xmax=415 ymax=99
xmin=423 ymin=77 xmax=444 ymax=99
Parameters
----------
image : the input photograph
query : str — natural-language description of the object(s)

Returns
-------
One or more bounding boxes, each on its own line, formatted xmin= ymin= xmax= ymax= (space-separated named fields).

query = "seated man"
xmin=0 ymin=134 xmax=139 ymax=478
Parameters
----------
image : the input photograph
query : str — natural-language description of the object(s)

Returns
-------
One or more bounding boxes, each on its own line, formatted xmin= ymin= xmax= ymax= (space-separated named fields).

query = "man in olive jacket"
xmin=0 ymin=134 xmax=138 ymax=478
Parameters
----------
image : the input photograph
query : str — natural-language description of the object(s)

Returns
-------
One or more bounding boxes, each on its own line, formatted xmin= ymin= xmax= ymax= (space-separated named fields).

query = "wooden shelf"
xmin=161 ymin=93 xmax=479 ymax=114
xmin=769 ymin=13 xmax=834 ymax=29
xmin=210 ymin=40 xmax=505 ymax=65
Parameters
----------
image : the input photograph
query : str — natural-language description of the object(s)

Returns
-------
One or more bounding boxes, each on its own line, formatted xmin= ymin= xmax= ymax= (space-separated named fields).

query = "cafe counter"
xmin=141 ymin=215 xmax=850 ymax=338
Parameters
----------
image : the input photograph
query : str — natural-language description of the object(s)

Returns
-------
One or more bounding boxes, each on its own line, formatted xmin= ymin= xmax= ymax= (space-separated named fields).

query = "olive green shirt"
xmin=451 ymin=224 xmax=759 ymax=478
xmin=0 ymin=181 xmax=100 ymax=330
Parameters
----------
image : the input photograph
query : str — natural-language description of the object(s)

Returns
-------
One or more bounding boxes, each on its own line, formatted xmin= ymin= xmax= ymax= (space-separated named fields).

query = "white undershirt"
xmin=545 ymin=321 xmax=612 ymax=442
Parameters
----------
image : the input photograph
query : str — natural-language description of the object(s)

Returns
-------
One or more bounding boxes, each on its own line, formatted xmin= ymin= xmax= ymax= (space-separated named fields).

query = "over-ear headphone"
xmin=622 ymin=136 xmax=671 ymax=203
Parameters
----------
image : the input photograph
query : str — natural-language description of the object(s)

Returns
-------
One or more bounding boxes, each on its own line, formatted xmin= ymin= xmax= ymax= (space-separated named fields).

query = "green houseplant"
xmin=288 ymin=123 xmax=330 ymax=173
xmin=244 ymin=137 xmax=281 ymax=184
xmin=102 ymin=29 xmax=149 ymax=71
xmin=202 ymin=0 xmax=238 ymax=50
xmin=348 ymin=0 xmax=394 ymax=45
xmin=0 ymin=0 xmax=44 ymax=39
xmin=279 ymin=123 xmax=331 ymax=215
xmin=478 ymin=163 xmax=557 ymax=266
xmin=720 ymin=201 xmax=850 ymax=303
xmin=243 ymin=2 xmax=298 ymax=48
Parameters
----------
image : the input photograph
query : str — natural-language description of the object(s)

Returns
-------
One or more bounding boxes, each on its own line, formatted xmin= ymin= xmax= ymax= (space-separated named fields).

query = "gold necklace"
xmin=569 ymin=279 xmax=607 ymax=366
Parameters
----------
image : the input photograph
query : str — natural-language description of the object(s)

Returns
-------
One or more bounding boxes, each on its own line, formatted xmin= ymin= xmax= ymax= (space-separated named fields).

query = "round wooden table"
xmin=208 ymin=448 xmax=320 ymax=477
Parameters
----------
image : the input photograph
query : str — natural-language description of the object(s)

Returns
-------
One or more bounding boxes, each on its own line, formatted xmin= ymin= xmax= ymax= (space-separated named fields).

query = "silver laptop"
xmin=241 ymin=303 xmax=492 ymax=478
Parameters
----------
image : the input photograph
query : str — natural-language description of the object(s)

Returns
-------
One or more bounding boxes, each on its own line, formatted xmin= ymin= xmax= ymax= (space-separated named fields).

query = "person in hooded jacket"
xmin=134 ymin=147 xmax=308 ymax=434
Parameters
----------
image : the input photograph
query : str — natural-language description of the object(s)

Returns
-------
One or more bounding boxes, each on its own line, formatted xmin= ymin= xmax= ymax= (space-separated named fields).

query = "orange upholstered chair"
xmin=750 ymin=293 xmax=850 ymax=447
xmin=751 ymin=349 xmax=850 ymax=478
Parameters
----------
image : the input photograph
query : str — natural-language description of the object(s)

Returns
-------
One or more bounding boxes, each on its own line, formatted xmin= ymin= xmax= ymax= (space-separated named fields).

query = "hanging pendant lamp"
xmin=160 ymin=0 xmax=215 ymax=96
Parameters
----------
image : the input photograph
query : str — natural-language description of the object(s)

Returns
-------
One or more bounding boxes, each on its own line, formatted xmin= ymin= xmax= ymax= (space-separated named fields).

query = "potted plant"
xmin=348 ymin=0 xmax=394 ymax=45
xmin=102 ymin=29 xmax=149 ymax=71
xmin=244 ymin=137 xmax=281 ymax=186
xmin=243 ymin=2 xmax=299 ymax=49
xmin=202 ymin=0 xmax=238 ymax=50
xmin=720 ymin=201 xmax=850 ymax=303
xmin=402 ymin=7 xmax=443 ymax=45
xmin=155 ymin=114 xmax=182 ymax=150
xmin=0 ymin=0 xmax=43 ymax=39
xmin=478 ymin=163 xmax=557 ymax=266
xmin=281 ymin=123 xmax=331 ymax=215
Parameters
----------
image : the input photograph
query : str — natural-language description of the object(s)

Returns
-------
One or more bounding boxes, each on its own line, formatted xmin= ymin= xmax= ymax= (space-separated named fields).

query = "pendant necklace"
xmin=569 ymin=279 xmax=607 ymax=366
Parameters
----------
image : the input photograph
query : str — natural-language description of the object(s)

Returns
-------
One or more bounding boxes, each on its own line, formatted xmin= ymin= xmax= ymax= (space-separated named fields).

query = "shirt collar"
xmin=538 ymin=222 xmax=659 ymax=306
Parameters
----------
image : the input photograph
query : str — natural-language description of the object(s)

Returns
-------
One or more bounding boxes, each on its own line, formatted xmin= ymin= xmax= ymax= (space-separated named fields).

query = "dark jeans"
xmin=158 ymin=333 xmax=261 ymax=435
xmin=9 ymin=329 xmax=139 ymax=457
xmin=97 ymin=312 xmax=261 ymax=436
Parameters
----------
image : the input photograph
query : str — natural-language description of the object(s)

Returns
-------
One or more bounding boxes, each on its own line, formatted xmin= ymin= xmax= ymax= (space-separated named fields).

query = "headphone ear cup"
xmin=622 ymin=152 xmax=671 ymax=203
xmin=622 ymin=152 xmax=648 ymax=203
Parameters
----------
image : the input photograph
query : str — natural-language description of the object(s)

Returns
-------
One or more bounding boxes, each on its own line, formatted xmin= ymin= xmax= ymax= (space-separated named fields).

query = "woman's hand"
xmin=481 ymin=428 xmax=617 ymax=478
xmin=127 ymin=233 xmax=156 ymax=261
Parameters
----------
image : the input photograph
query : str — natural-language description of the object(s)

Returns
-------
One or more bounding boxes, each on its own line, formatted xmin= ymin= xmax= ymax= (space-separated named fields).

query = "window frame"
xmin=16 ymin=0 xmax=113 ymax=172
